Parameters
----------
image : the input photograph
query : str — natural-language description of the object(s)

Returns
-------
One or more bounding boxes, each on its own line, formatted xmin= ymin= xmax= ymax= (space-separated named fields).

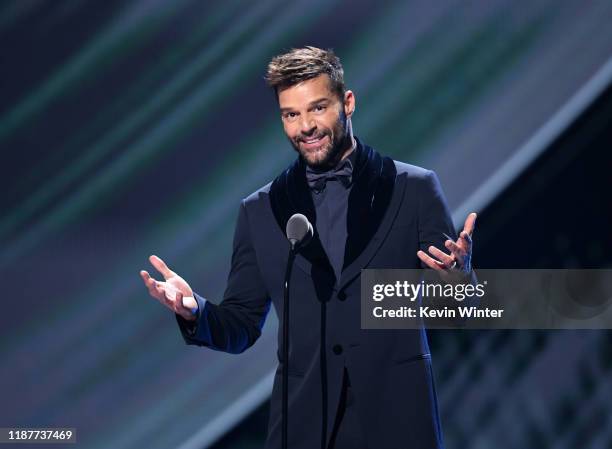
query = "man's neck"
xmin=340 ymin=135 xmax=357 ymax=161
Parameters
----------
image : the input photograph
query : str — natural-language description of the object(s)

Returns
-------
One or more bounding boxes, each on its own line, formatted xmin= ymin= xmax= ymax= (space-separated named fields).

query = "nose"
xmin=299 ymin=115 xmax=316 ymax=135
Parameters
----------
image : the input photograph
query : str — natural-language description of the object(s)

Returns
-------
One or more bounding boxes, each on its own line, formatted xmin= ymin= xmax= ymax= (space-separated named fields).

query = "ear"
xmin=344 ymin=90 xmax=355 ymax=118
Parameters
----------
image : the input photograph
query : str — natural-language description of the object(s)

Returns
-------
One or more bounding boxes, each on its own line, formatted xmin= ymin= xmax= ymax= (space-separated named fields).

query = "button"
xmin=337 ymin=291 xmax=347 ymax=301
xmin=333 ymin=344 xmax=343 ymax=355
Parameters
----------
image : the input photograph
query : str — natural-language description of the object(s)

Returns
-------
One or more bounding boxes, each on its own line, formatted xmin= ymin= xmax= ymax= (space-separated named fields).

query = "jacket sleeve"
xmin=417 ymin=169 xmax=478 ymax=315
xmin=176 ymin=199 xmax=271 ymax=353
xmin=417 ymin=170 xmax=457 ymax=253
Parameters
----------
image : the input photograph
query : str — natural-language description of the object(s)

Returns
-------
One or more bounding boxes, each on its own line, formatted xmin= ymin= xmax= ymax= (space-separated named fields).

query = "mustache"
xmin=297 ymin=131 xmax=328 ymax=142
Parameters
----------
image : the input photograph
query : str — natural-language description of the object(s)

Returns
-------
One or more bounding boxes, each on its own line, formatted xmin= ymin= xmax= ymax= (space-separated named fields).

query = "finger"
xmin=160 ymin=286 xmax=179 ymax=310
xmin=176 ymin=292 xmax=191 ymax=315
xmin=173 ymin=291 xmax=183 ymax=311
xmin=148 ymin=278 xmax=171 ymax=304
xmin=174 ymin=292 xmax=194 ymax=320
xmin=417 ymin=250 xmax=444 ymax=271
xmin=463 ymin=212 xmax=477 ymax=236
xmin=142 ymin=275 xmax=177 ymax=312
xmin=149 ymin=255 xmax=174 ymax=280
xmin=162 ymin=282 xmax=179 ymax=302
xmin=140 ymin=270 xmax=151 ymax=283
xmin=182 ymin=295 xmax=198 ymax=310
xmin=444 ymin=239 xmax=466 ymax=261
xmin=141 ymin=270 xmax=158 ymax=288
xmin=153 ymin=279 xmax=168 ymax=299
xmin=428 ymin=245 xmax=455 ymax=268
xmin=459 ymin=231 xmax=472 ymax=250
xmin=141 ymin=270 xmax=159 ymax=291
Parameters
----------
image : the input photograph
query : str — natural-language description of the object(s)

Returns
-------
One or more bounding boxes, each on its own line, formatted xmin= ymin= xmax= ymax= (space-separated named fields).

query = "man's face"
xmin=278 ymin=74 xmax=355 ymax=170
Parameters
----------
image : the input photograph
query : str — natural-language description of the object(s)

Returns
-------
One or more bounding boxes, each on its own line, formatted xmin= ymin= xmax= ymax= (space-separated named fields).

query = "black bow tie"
xmin=306 ymin=157 xmax=353 ymax=192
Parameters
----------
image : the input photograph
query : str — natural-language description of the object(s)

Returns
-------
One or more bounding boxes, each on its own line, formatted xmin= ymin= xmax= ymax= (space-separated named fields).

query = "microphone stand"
xmin=282 ymin=243 xmax=297 ymax=449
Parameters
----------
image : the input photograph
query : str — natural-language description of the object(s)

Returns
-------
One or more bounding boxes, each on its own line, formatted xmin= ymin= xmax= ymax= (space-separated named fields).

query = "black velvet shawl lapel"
xmin=269 ymin=150 xmax=337 ymax=293
xmin=342 ymin=138 xmax=396 ymax=271
xmin=340 ymin=142 xmax=400 ymax=292
xmin=269 ymin=137 xmax=397 ymax=295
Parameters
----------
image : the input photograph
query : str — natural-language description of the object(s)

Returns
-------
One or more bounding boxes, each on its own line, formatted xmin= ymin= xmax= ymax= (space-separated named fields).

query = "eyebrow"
xmin=280 ymin=97 xmax=331 ymax=113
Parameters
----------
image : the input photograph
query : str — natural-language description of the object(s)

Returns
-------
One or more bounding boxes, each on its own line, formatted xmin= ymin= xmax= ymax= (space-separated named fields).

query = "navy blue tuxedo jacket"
xmin=176 ymin=139 xmax=456 ymax=449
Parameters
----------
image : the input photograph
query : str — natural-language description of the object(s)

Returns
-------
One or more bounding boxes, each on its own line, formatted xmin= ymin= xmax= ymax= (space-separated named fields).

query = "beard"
xmin=288 ymin=110 xmax=351 ymax=171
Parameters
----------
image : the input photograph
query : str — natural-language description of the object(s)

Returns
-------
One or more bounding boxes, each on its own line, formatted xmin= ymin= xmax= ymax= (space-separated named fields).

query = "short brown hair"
xmin=265 ymin=46 xmax=345 ymax=99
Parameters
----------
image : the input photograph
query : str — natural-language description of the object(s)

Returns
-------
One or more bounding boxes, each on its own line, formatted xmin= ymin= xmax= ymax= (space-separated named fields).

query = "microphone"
xmin=286 ymin=213 xmax=313 ymax=250
xmin=281 ymin=213 xmax=313 ymax=449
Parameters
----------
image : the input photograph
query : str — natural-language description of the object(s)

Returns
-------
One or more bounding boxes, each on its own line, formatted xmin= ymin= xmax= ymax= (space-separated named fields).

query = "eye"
xmin=283 ymin=112 xmax=298 ymax=122
xmin=314 ymin=105 xmax=326 ymax=113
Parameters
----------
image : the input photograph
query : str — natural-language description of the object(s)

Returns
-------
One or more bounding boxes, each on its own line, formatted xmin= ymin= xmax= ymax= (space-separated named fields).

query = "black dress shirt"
xmin=307 ymin=148 xmax=357 ymax=281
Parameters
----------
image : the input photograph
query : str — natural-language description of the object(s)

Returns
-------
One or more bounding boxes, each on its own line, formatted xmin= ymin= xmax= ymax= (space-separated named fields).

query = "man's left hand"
xmin=417 ymin=212 xmax=477 ymax=277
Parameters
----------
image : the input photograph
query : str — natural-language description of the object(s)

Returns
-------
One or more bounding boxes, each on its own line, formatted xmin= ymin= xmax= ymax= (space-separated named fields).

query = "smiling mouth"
xmin=300 ymin=135 xmax=328 ymax=148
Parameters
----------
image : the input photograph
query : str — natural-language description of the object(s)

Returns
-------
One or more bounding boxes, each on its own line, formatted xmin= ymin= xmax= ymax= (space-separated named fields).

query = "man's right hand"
xmin=140 ymin=255 xmax=198 ymax=321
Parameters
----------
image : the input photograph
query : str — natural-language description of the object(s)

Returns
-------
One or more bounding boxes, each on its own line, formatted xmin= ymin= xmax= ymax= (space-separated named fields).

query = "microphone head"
xmin=286 ymin=213 xmax=313 ymax=249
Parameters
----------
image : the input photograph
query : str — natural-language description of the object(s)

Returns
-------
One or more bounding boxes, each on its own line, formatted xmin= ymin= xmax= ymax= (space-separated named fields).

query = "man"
xmin=140 ymin=46 xmax=477 ymax=449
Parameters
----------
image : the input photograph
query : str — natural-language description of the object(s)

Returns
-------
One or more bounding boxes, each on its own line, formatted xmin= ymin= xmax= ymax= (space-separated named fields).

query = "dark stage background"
xmin=1 ymin=1 xmax=611 ymax=448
